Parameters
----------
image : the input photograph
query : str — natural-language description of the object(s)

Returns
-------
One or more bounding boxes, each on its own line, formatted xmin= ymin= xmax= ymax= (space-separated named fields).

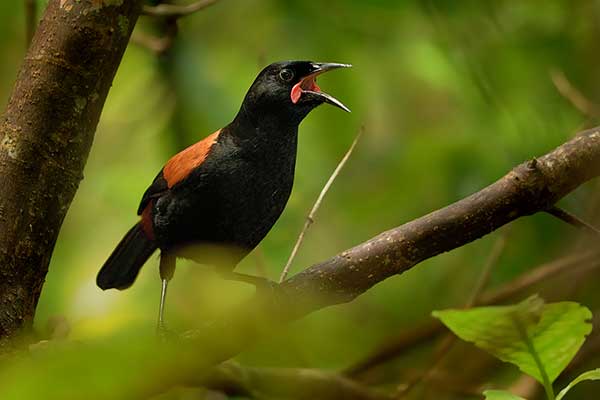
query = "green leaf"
xmin=433 ymin=296 xmax=592 ymax=385
xmin=483 ymin=389 xmax=527 ymax=400
xmin=556 ymin=368 xmax=600 ymax=400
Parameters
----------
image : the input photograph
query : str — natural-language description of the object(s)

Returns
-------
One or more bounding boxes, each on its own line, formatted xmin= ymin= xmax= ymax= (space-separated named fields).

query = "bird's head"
xmin=240 ymin=60 xmax=351 ymax=125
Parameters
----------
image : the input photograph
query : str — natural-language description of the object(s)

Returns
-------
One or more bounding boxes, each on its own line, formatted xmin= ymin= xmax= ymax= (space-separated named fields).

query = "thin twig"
xmin=130 ymin=30 xmax=175 ymax=54
xmin=479 ymin=250 xmax=600 ymax=304
xmin=132 ymin=0 xmax=179 ymax=55
xmin=546 ymin=205 xmax=600 ymax=237
xmin=551 ymin=69 xmax=600 ymax=118
xmin=142 ymin=0 xmax=219 ymax=18
xmin=24 ymin=0 xmax=37 ymax=47
xmin=465 ymin=232 xmax=508 ymax=308
xmin=279 ymin=127 xmax=364 ymax=283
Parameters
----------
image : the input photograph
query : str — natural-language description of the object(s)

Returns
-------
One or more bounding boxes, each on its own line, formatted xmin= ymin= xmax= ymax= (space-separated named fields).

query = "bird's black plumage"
xmin=97 ymin=61 xmax=350 ymax=290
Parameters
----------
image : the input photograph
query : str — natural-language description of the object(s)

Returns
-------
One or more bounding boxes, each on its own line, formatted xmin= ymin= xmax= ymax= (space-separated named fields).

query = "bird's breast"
xmin=154 ymin=128 xmax=299 ymax=254
xmin=217 ymin=143 xmax=297 ymax=247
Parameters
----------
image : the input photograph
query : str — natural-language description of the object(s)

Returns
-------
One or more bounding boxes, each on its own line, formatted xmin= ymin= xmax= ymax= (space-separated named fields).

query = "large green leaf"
xmin=483 ymin=390 xmax=527 ymax=400
xmin=432 ymin=296 xmax=592 ymax=384
xmin=556 ymin=368 xmax=600 ymax=400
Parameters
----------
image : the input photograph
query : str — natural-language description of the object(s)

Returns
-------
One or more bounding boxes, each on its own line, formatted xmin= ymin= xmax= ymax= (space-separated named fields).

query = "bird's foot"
xmin=222 ymin=272 xmax=286 ymax=303
xmin=156 ymin=321 xmax=177 ymax=342
xmin=223 ymin=272 xmax=274 ymax=289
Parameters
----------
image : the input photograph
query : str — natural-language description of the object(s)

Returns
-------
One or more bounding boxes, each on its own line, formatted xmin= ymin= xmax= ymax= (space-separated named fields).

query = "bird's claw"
xmin=156 ymin=322 xmax=176 ymax=342
xmin=252 ymin=278 xmax=288 ymax=308
xmin=223 ymin=272 xmax=287 ymax=305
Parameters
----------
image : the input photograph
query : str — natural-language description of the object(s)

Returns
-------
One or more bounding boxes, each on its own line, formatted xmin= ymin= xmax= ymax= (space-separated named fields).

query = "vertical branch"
xmin=136 ymin=0 xmax=221 ymax=153
xmin=465 ymin=232 xmax=508 ymax=308
xmin=153 ymin=17 xmax=189 ymax=153
xmin=24 ymin=0 xmax=37 ymax=46
xmin=0 ymin=0 xmax=143 ymax=348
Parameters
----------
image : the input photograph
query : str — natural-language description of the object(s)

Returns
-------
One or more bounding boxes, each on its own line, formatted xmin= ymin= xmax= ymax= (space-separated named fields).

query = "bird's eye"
xmin=279 ymin=69 xmax=294 ymax=82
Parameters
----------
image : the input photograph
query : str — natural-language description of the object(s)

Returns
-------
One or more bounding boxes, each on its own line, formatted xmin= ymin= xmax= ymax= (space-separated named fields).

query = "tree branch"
xmin=5 ymin=128 xmax=600 ymax=399
xmin=551 ymin=69 xmax=600 ymax=118
xmin=24 ymin=0 xmax=37 ymax=46
xmin=545 ymin=205 xmax=600 ymax=237
xmin=142 ymin=0 xmax=219 ymax=18
xmin=345 ymin=250 xmax=600 ymax=377
xmin=0 ymin=0 xmax=143 ymax=347
xmin=276 ymin=128 xmax=600 ymax=316
xmin=130 ymin=30 xmax=175 ymax=55
xmin=171 ymin=128 xmax=600 ymax=385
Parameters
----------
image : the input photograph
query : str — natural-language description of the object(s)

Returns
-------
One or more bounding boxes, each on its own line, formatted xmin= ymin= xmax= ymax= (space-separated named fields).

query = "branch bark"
xmin=142 ymin=0 xmax=219 ymax=18
xmin=345 ymin=250 xmax=600 ymax=377
xmin=0 ymin=0 xmax=142 ymax=347
xmin=3 ymin=117 xmax=600 ymax=400
xmin=170 ymin=128 xmax=600 ymax=385
xmin=277 ymin=128 xmax=600 ymax=316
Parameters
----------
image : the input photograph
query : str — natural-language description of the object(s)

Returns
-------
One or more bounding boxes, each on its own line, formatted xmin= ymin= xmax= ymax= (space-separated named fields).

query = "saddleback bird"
xmin=97 ymin=61 xmax=351 ymax=331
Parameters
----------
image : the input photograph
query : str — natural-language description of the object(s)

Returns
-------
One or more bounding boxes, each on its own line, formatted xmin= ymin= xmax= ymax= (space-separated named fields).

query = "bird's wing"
xmin=162 ymin=130 xmax=221 ymax=188
xmin=137 ymin=170 xmax=169 ymax=215
xmin=136 ymin=129 xmax=222 ymax=216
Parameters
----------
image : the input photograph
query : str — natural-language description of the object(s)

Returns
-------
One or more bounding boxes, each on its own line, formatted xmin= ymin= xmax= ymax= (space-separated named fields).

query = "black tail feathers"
xmin=97 ymin=223 xmax=157 ymax=290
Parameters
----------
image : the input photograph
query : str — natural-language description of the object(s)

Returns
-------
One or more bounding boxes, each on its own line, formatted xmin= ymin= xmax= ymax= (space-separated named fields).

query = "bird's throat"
xmin=228 ymin=102 xmax=301 ymax=147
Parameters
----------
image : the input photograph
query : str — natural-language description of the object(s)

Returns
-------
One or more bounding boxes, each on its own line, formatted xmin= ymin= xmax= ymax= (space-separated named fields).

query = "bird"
xmin=97 ymin=61 xmax=351 ymax=332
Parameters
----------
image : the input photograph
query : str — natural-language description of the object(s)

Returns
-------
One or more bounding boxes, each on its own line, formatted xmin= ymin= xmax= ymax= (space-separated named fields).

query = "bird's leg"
xmin=157 ymin=252 xmax=176 ymax=338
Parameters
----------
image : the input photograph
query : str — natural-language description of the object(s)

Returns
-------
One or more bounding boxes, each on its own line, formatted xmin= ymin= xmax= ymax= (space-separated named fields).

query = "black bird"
xmin=97 ymin=61 xmax=351 ymax=330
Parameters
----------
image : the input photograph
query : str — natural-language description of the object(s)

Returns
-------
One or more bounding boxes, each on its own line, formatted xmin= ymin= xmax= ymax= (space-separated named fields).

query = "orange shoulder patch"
xmin=163 ymin=130 xmax=220 ymax=188
xmin=140 ymin=201 xmax=155 ymax=240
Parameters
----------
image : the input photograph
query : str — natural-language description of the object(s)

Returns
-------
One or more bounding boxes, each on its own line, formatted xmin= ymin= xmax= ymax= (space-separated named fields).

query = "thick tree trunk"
xmin=0 ymin=0 xmax=142 ymax=347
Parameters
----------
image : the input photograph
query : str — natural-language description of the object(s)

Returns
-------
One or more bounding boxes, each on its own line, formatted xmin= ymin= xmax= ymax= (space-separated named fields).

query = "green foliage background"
xmin=1 ymin=0 xmax=600 ymax=398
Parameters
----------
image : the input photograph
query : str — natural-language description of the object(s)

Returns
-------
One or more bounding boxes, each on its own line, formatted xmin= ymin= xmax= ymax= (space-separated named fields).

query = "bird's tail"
xmin=97 ymin=223 xmax=158 ymax=290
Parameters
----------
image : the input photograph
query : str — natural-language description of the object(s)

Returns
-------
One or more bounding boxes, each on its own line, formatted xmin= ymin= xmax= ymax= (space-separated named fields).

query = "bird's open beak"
xmin=290 ymin=62 xmax=352 ymax=112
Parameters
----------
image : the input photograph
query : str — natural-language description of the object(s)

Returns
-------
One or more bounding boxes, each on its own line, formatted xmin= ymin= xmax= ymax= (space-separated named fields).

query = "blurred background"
xmin=2 ymin=0 xmax=600 ymax=398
